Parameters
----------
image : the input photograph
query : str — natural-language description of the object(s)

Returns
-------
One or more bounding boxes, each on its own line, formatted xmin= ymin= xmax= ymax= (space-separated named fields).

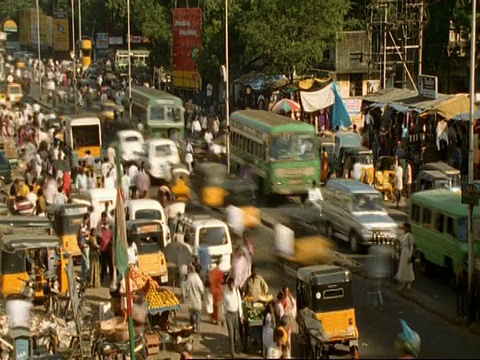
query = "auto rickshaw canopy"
xmin=0 ymin=227 xmax=61 ymax=253
xmin=297 ymin=264 xmax=352 ymax=286
xmin=47 ymin=203 xmax=90 ymax=216
xmin=0 ymin=215 xmax=53 ymax=229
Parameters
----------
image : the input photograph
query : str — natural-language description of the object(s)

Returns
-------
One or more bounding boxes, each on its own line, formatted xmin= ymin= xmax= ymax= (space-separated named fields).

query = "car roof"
xmin=419 ymin=170 xmax=449 ymax=179
xmin=181 ymin=214 xmax=227 ymax=228
xmin=326 ymin=179 xmax=381 ymax=195
xmin=297 ymin=265 xmax=351 ymax=285
xmin=118 ymin=130 xmax=143 ymax=138
xmin=128 ymin=199 xmax=163 ymax=211
xmin=146 ymin=138 xmax=176 ymax=146
xmin=422 ymin=162 xmax=460 ymax=174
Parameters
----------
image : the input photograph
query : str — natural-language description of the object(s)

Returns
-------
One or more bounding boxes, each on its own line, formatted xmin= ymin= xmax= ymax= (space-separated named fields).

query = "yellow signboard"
xmin=172 ymin=70 xmax=202 ymax=90
xmin=53 ymin=18 xmax=69 ymax=51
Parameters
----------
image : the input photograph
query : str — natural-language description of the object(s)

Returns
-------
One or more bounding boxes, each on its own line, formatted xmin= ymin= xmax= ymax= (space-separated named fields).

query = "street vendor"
xmin=245 ymin=264 xmax=269 ymax=302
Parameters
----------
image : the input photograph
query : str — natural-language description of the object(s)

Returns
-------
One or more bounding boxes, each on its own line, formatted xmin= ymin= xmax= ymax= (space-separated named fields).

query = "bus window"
xmin=150 ymin=106 xmax=165 ymax=121
xmin=422 ymin=208 xmax=432 ymax=227
xmin=435 ymin=213 xmax=444 ymax=232
xmin=411 ymin=204 xmax=420 ymax=223
xmin=446 ymin=217 xmax=456 ymax=237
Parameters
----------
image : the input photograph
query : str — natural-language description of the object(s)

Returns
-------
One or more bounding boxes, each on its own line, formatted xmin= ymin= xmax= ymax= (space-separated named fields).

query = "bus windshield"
xmin=150 ymin=106 xmax=182 ymax=122
xmin=272 ymin=135 xmax=316 ymax=161
xmin=72 ymin=125 xmax=101 ymax=148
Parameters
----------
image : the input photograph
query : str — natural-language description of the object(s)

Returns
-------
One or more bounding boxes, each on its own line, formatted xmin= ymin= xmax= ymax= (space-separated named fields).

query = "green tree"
xmin=237 ymin=0 xmax=349 ymax=79
xmin=1 ymin=0 xmax=34 ymax=21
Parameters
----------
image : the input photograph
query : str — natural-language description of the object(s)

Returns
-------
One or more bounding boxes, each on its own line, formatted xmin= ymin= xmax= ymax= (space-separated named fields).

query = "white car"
xmin=116 ymin=130 xmax=144 ymax=163
xmin=143 ymin=139 xmax=180 ymax=181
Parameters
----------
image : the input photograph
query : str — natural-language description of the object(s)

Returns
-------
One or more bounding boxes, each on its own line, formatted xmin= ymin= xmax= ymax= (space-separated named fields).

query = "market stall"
xmin=242 ymin=294 xmax=273 ymax=353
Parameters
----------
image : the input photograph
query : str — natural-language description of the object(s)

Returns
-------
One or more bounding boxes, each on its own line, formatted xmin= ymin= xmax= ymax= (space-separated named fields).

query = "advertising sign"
xmin=96 ymin=32 xmax=109 ymax=49
xmin=172 ymin=7 xmax=202 ymax=89
xmin=3 ymin=19 xmax=17 ymax=33
xmin=53 ymin=17 xmax=69 ymax=51
xmin=109 ymin=36 xmax=123 ymax=45
xmin=418 ymin=75 xmax=438 ymax=99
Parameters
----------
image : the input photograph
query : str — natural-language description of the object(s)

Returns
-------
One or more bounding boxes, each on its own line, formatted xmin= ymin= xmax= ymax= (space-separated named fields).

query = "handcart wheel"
xmin=350 ymin=345 xmax=359 ymax=359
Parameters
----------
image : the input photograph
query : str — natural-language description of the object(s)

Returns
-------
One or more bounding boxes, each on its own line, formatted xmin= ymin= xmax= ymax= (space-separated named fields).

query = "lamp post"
xmin=71 ymin=0 xmax=77 ymax=113
xmin=467 ymin=0 xmax=477 ymax=321
xmin=127 ymin=0 xmax=132 ymax=119
xmin=35 ymin=0 xmax=42 ymax=100
xmin=78 ymin=0 xmax=82 ymax=41
xmin=225 ymin=0 xmax=230 ymax=173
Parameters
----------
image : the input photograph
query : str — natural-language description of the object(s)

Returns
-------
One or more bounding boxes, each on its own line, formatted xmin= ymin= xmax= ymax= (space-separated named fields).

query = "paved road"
xmin=247 ymin=223 xmax=480 ymax=359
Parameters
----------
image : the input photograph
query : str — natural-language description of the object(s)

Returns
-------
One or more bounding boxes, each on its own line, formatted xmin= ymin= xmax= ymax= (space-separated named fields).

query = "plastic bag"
xmin=205 ymin=292 xmax=213 ymax=315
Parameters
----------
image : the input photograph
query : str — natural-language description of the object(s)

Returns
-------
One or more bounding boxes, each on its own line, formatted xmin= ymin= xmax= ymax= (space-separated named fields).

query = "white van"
xmin=174 ymin=214 xmax=233 ymax=272
xmin=143 ymin=139 xmax=180 ymax=181
xmin=71 ymin=188 xmax=117 ymax=228
xmin=125 ymin=198 xmax=167 ymax=225
xmin=116 ymin=130 xmax=144 ymax=163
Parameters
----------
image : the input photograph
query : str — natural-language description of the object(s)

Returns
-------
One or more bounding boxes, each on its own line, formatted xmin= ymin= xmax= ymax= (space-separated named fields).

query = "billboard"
xmin=172 ymin=7 xmax=202 ymax=89
xmin=96 ymin=33 xmax=108 ymax=49
xmin=53 ymin=17 xmax=69 ymax=51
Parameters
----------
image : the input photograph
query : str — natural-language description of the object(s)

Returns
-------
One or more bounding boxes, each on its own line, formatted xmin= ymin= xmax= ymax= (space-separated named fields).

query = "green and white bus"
xmin=131 ymin=85 xmax=185 ymax=140
xmin=230 ymin=110 xmax=320 ymax=197
xmin=409 ymin=189 xmax=480 ymax=276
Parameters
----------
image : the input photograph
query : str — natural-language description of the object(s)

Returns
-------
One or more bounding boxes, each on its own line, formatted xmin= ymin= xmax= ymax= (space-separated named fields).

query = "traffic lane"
xmin=264 ymin=204 xmax=458 ymax=312
xmin=248 ymin=223 xmax=480 ymax=359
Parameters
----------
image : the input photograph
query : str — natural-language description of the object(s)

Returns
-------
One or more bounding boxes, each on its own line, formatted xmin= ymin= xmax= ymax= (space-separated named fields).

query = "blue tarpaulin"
xmin=331 ymin=82 xmax=352 ymax=128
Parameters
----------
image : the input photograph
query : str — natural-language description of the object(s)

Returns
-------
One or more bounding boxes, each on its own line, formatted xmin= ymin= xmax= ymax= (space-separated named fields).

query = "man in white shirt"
xmin=353 ymin=161 xmax=363 ymax=181
xmin=223 ymin=277 xmax=243 ymax=358
xmin=128 ymin=163 xmax=139 ymax=198
xmin=395 ymin=159 xmax=404 ymax=208
xmin=308 ymin=181 xmax=323 ymax=202
xmin=26 ymin=185 xmax=38 ymax=206
xmin=184 ymin=264 xmax=204 ymax=333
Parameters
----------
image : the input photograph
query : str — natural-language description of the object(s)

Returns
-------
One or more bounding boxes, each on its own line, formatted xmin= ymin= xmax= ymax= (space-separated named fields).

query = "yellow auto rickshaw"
xmin=374 ymin=156 xmax=396 ymax=202
xmin=196 ymin=162 xmax=228 ymax=208
xmin=99 ymin=100 xmax=124 ymax=128
xmin=127 ymin=219 xmax=169 ymax=284
xmin=170 ymin=163 xmax=191 ymax=202
xmin=296 ymin=265 xmax=359 ymax=359
xmin=47 ymin=203 xmax=90 ymax=259
xmin=0 ymin=226 xmax=69 ymax=300
xmin=223 ymin=178 xmax=260 ymax=229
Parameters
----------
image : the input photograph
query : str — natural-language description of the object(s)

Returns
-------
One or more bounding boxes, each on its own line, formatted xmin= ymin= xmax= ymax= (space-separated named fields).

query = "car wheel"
xmin=349 ymin=233 xmax=360 ymax=253
xmin=326 ymin=222 xmax=334 ymax=240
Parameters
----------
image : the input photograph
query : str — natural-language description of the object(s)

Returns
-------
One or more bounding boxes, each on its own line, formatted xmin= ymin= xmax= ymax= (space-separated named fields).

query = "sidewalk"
xmin=85 ymin=286 xmax=262 ymax=359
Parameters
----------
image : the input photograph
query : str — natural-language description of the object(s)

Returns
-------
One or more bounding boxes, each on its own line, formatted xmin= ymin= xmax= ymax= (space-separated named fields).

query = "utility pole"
xmin=382 ymin=4 xmax=387 ymax=89
xmin=71 ymin=0 xmax=77 ymax=113
xmin=467 ymin=0 xmax=477 ymax=322
xmin=225 ymin=0 xmax=230 ymax=173
xmin=35 ymin=0 xmax=42 ymax=100
xmin=78 ymin=0 xmax=82 ymax=41
xmin=127 ymin=0 xmax=132 ymax=119
xmin=418 ymin=0 xmax=424 ymax=76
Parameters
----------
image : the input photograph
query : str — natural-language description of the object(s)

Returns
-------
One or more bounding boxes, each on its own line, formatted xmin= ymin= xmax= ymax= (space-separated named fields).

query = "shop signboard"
xmin=172 ymin=7 xmax=202 ymax=89
xmin=418 ymin=75 xmax=438 ymax=99
xmin=96 ymin=32 xmax=109 ymax=49
xmin=109 ymin=36 xmax=123 ymax=45
xmin=53 ymin=17 xmax=69 ymax=51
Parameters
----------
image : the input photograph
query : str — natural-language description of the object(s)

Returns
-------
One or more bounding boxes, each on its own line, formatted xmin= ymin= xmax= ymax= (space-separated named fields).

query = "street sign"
xmin=461 ymin=181 xmax=480 ymax=206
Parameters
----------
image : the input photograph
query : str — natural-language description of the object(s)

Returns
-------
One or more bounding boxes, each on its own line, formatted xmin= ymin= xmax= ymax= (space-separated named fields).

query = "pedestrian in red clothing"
xmin=209 ymin=266 xmax=224 ymax=325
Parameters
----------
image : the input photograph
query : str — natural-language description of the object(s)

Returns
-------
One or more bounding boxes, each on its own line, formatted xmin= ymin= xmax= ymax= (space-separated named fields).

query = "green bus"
xmin=130 ymin=85 xmax=185 ymax=140
xmin=409 ymin=189 xmax=480 ymax=275
xmin=230 ymin=110 xmax=320 ymax=197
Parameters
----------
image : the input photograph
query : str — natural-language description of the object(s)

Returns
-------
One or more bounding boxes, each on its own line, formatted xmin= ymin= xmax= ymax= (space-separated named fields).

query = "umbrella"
xmin=163 ymin=242 xmax=193 ymax=267
xmin=272 ymin=99 xmax=301 ymax=113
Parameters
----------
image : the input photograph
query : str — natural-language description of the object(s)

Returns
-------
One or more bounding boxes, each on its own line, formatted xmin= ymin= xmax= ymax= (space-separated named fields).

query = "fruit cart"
xmin=242 ymin=299 xmax=266 ymax=353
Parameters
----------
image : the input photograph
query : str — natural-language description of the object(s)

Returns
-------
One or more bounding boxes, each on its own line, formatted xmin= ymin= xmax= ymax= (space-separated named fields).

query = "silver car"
xmin=320 ymin=179 xmax=399 ymax=253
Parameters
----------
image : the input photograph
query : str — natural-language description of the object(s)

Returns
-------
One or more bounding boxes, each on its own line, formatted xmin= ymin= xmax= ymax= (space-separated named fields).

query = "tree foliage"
xmin=1 ymin=0 xmax=34 ymax=21
xmin=237 ymin=0 xmax=349 ymax=78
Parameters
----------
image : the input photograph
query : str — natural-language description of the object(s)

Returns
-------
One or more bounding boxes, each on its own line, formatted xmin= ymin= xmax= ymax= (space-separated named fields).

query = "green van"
xmin=409 ymin=189 xmax=480 ymax=275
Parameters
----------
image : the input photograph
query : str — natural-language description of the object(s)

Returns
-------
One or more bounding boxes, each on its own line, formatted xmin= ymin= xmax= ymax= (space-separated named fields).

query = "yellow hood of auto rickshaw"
xmin=239 ymin=206 xmax=261 ymax=228
xmin=288 ymin=236 xmax=335 ymax=265
xmin=315 ymin=308 xmax=359 ymax=341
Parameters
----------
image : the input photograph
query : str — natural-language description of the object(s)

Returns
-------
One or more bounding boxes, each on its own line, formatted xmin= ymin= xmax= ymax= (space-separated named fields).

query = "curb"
xmin=260 ymin=213 xmax=480 ymax=336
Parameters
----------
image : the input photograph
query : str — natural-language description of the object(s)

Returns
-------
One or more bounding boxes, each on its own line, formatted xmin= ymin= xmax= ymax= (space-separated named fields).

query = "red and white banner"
xmin=172 ymin=7 xmax=202 ymax=72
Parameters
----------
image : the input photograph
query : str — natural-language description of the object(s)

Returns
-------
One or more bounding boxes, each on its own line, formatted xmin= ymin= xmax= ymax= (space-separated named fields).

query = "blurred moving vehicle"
xmin=116 ymin=129 xmax=144 ymax=163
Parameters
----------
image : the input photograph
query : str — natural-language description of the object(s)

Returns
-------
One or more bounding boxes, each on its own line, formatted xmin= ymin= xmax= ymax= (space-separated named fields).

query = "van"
xmin=409 ymin=189 xmax=480 ymax=275
xmin=174 ymin=214 xmax=233 ymax=272
xmin=320 ymin=179 xmax=398 ymax=252
xmin=125 ymin=199 xmax=167 ymax=226
xmin=143 ymin=139 xmax=180 ymax=181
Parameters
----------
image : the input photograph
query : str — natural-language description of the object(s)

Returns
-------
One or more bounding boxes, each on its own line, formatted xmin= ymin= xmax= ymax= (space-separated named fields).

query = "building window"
xmin=349 ymin=73 xmax=363 ymax=97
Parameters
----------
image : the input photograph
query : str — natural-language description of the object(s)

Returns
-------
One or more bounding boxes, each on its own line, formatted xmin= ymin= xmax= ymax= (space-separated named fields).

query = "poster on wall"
xmin=53 ymin=17 xmax=69 ymax=51
xmin=172 ymin=7 xmax=202 ymax=89
xmin=96 ymin=33 xmax=108 ymax=49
